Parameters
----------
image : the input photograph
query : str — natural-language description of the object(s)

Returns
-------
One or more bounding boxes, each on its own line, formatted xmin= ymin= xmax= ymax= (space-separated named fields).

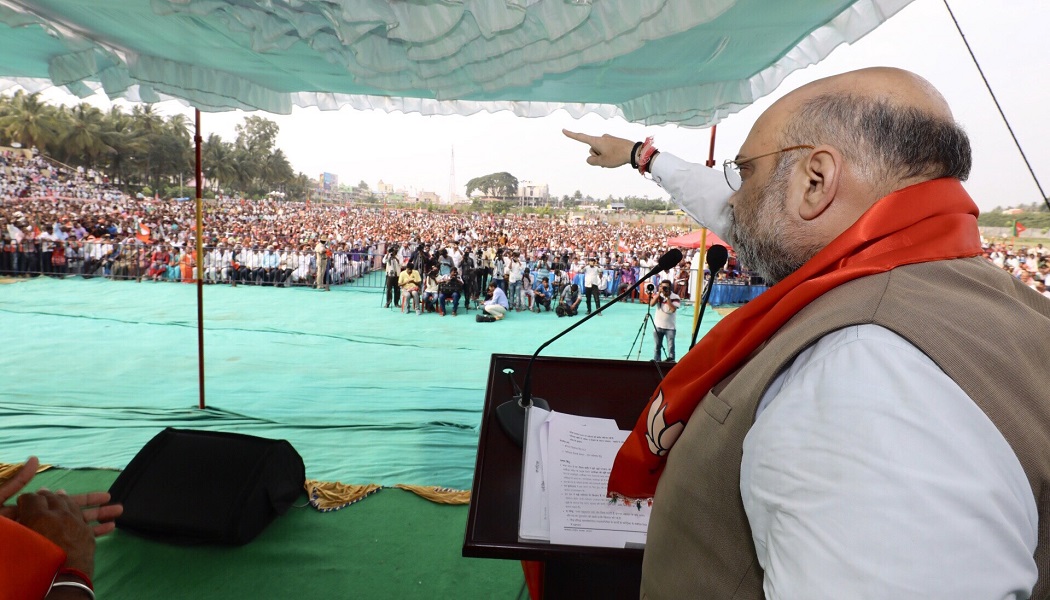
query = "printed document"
xmin=518 ymin=408 xmax=651 ymax=548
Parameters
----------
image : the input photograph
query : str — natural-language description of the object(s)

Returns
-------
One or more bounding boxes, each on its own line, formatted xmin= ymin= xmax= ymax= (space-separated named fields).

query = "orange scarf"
xmin=0 ymin=518 xmax=67 ymax=598
xmin=608 ymin=178 xmax=982 ymax=500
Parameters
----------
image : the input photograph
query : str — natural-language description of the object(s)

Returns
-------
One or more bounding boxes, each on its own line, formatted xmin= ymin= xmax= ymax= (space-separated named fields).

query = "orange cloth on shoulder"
xmin=0 ymin=517 xmax=66 ymax=600
xmin=608 ymin=178 xmax=983 ymax=500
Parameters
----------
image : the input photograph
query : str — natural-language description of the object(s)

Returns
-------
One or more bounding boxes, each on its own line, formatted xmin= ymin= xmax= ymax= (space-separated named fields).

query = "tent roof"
xmin=0 ymin=0 xmax=912 ymax=125
xmin=667 ymin=229 xmax=730 ymax=250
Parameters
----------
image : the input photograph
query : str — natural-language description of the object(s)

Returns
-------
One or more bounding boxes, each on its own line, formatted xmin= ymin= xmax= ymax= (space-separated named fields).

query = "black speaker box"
xmin=108 ymin=428 xmax=305 ymax=545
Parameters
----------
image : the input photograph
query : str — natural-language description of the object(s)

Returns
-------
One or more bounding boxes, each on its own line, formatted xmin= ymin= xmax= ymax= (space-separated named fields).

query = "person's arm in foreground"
xmin=562 ymin=129 xmax=732 ymax=236
xmin=1 ymin=457 xmax=123 ymax=599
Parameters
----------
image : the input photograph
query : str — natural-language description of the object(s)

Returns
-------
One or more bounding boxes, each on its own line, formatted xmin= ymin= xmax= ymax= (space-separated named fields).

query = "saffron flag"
xmin=136 ymin=223 xmax=150 ymax=243
xmin=617 ymin=240 xmax=632 ymax=253
xmin=1013 ymin=220 xmax=1026 ymax=236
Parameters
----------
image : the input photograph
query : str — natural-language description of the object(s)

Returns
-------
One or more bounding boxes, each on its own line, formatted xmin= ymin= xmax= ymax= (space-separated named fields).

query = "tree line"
xmin=0 ymin=91 xmax=312 ymax=200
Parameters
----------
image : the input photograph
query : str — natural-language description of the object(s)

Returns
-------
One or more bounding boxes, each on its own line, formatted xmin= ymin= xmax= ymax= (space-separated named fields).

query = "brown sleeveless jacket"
xmin=641 ymin=257 xmax=1050 ymax=599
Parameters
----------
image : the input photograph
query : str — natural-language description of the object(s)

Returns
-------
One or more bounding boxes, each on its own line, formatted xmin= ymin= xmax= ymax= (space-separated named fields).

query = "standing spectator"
xmin=474 ymin=249 xmax=490 ymax=304
xmin=673 ymin=260 xmax=692 ymax=300
xmin=179 ymin=246 xmax=195 ymax=283
xmin=491 ymin=250 xmax=506 ymax=293
xmin=650 ymin=280 xmax=680 ymax=362
xmin=383 ymin=247 xmax=401 ymax=308
xmin=314 ymin=238 xmax=329 ymax=291
xmin=551 ymin=269 xmax=569 ymax=304
xmin=506 ymin=252 xmax=525 ymax=310
xmin=583 ymin=257 xmax=603 ymax=314
xmin=618 ymin=262 xmax=638 ymax=301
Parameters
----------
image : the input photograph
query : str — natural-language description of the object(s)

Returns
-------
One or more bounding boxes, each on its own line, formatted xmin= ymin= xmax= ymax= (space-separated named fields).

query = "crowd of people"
xmin=2 ymin=147 xmax=1047 ymax=305
xmin=0 ymin=146 xmax=714 ymax=301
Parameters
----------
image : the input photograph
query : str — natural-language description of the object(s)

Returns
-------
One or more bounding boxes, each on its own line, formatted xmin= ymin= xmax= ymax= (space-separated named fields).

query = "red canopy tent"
xmin=666 ymin=229 xmax=732 ymax=251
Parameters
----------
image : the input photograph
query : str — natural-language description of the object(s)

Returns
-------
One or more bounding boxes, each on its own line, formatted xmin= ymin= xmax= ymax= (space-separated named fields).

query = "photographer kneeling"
xmin=478 ymin=282 xmax=509 ymax=322
xmin=556 ymin=284 xmax=582 ymax=317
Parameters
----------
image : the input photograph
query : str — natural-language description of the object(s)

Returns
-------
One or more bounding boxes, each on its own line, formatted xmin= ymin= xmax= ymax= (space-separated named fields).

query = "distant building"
xmin=518 ymin=181 xmax=550 ymax=207
xmin=320 ymin=172 xmax=338 ymax=191
xmin=377 ymin=180 xmax=394 ymax=195
xmin=608 ymin=202 xmax=627 ymax=211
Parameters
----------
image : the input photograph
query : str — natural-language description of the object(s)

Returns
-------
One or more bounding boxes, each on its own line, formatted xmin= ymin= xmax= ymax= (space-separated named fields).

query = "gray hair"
xmin=782 ymin=93 xmax=972 ymax=185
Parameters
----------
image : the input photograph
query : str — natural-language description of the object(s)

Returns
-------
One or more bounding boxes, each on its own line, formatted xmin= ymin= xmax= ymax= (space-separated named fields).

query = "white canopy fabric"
xmin=0 ymin=0 xmax=912 ymax=125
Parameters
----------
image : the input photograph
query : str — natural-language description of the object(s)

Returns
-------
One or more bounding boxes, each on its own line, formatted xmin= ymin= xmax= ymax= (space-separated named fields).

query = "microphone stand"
xmin=627 ymin=285 xmax=657 ymax=360
xmin=690 ymin=245 xmax=729 ymax=350
xmin=497 ymin=254 xmax=681 ymax=446
xmin=689 ymin=270 xmax=716 ymax=350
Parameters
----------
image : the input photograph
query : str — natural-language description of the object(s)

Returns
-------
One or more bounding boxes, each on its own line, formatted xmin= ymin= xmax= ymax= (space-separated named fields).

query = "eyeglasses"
xmin=723 ymin=145 xmax=815 ymax=191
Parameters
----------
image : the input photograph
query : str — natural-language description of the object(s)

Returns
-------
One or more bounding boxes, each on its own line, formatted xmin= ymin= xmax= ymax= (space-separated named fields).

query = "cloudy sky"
xmin=41 ymin=0 xmax=1048 ymax=212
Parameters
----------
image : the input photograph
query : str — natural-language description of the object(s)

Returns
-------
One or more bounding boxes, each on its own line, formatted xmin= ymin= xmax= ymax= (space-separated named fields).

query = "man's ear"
xmin=799 ymin=146 xmax=841 ymax=221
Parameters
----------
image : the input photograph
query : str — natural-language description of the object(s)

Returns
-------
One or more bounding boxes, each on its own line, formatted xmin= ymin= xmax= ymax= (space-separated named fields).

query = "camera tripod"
xmin=627 ymin=285 xmax=659 ymax=360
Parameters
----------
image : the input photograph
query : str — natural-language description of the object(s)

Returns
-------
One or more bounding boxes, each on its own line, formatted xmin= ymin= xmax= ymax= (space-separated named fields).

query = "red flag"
xmin=1014 ymin=221 xmax=1026 ymax=236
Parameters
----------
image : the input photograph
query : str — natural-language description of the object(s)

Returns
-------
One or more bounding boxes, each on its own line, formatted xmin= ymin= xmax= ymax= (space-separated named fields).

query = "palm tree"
xmin=0 ymin=91 xmax=59 ymax=152
xmin=201 ymin=133 xmax=235 ymax=193
xmin=101 ymin=106 xmax=146 ymax=187
xmin=60 ymin=103 xmax=110 ymax=168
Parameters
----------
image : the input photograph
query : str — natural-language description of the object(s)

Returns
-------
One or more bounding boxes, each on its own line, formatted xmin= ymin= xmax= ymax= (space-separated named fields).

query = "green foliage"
xmin=489 ymin=200 xmax=514 ymax=214
xmin=465 ymin=172 xmax=518 ymax=198
xmin=623 ymin=197 xmax=670 ymax=212
xmin=0 ymin=92 xmax=301 ymax=200
xmin=978 ymin=210 xmax=1050 ymax=230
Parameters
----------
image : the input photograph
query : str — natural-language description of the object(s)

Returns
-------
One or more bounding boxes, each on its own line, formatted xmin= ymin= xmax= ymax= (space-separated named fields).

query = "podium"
xmin=464 ymin=354 xmax=671 ymax=598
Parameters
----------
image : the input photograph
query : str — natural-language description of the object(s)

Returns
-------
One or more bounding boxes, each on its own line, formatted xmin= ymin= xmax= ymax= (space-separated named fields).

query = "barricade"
xmin=0 ymin=241 xmax=385 ymax=288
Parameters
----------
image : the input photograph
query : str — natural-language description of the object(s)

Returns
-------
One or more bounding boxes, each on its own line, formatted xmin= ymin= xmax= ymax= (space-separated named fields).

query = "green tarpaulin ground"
xmin=24 ymin=468 xmax=524 ymax=600
xmin=1 ymin=275 xmax=720 ymax=489
xmin=1 ymin=275 xmax=722 ymax=599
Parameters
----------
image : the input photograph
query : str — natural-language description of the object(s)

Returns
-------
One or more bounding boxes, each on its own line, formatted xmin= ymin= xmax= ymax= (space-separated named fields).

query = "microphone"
xmin=690 ymin=244 xmax=728 ymax=349
xmin=497 ymin=248 xmax=683 ymax=446
xmin=706 ymin=244 xmax=729 ymax=273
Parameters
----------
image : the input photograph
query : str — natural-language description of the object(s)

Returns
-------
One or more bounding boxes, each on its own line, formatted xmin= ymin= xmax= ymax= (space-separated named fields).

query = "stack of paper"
xmin=518 ymin=407 xmax=651 ymax=548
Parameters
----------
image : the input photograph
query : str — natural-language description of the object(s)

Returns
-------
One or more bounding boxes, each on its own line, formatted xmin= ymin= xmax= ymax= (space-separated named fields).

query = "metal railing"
xmin=0 ymin=241 xmax=386 ymax=288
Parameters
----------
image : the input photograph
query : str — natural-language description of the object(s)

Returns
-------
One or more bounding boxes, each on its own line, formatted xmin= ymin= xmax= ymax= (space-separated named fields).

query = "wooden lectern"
xmin=464 ymin=354 xmax=671 ymax=599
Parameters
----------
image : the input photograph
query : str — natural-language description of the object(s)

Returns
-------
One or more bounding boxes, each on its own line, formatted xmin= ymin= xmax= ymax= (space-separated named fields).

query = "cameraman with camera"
xmin=649 ymin=280 xmax=680 ymax=362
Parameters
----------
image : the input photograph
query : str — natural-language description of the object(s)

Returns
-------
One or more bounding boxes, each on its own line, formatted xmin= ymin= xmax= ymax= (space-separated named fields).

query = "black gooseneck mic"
xmin=689 ymin=244 xmax=729 ymax=350
xmin=497 ymin=248 xmax=684 ymax=446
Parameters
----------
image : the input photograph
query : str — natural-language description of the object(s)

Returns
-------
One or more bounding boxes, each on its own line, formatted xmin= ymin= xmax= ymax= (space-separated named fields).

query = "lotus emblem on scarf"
xmin=645 ymin=390 xmax=684 ymax=456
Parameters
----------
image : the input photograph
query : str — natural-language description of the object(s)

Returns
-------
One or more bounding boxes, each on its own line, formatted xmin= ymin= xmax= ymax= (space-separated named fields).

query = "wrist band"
xmin=57 ymin=568 xmax=93 ymax=590
xmin=51 ymin=580 xmax=95 ymax=599
xmin=629 ymin=141 xmax=643 ymax=170
xmin=647 ymin=150 xmax=660 ymax=174
xmin=637 ymin=136 xmax=658 ymax=176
